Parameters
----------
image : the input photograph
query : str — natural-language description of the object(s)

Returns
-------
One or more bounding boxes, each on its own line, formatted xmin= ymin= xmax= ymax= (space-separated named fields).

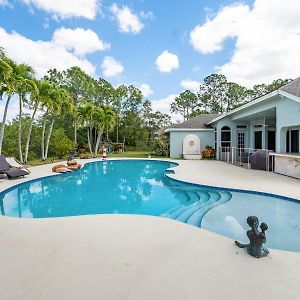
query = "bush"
xmin=151 ymin=132 xmax=169 ymax=157
xmin=202 ymin=145 xmax=215 ymax=159
xmin=49 ymin=129 xmax=74 ymax=159
xmin=79 ymin=153 xmax=90 ymax=159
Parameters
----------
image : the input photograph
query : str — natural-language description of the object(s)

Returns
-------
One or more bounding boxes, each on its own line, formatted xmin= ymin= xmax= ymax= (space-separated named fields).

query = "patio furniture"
xmin=250 ymin=150 xmax=273 ymax=171
xmin=6 ymin=157 xmax=31 ymax=173
xmin=0 ymin=155 xmax=29 ymax=179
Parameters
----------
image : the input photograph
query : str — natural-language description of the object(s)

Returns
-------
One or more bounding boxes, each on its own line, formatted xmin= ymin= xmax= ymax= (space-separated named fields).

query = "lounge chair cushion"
xmin=5 ymin=168 xmax=29 ymax=179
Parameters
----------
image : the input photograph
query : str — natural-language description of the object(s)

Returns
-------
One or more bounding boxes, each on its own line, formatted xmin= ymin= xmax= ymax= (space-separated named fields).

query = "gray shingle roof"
xmin=168 ymin=114 xmax=220 ymax=129
xmin=279 ymin=77 xmax=300 ymax=97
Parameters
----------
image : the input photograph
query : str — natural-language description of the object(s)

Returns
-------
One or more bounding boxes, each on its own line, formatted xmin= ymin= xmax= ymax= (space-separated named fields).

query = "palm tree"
xmin=92 ymin=106 xmax=105 ymax=156
xmin=103 ymin=105 xmax=116 ymax=141
xmin=24 ymin=80 xmax=51 ymax=162
xmin=0 ymin=56 xmax=13 ymax=154
xmin=42 ymin=87 xmax=73 ymax=160
xmin=13 ymin=63 xmax=36 ymax=162
xmin=77 ymin=102 xmax=95 ymax=156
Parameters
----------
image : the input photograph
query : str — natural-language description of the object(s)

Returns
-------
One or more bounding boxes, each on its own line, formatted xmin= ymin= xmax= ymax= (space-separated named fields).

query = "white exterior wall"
xmin=169 ymin=130 xmax=214 ymax=158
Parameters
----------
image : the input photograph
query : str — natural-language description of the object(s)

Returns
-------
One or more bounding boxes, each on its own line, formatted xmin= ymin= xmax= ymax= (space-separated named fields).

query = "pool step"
xmin=186 ymin=191 xmax=200 ymax=202
xmin=187 ymin=192 xmax=232 ymax=227
xmin=161 ymin=191 xmax=232 ymax=228
xmin=161 ymin=190 xmax=210 ymax=218
xmin=160 ymin=190 xmax=193 ymax=217
xmin=176 ymin=192 xmax=221 ymax=223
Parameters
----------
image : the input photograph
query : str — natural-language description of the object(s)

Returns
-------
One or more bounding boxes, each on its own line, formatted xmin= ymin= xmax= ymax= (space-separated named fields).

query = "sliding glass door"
xmin=286 ymin=129 xmax=300 ymax=153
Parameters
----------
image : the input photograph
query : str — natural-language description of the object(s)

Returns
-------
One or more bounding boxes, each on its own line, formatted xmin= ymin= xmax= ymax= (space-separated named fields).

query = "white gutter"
xmin=164 ymin=128 xmax=213 ymax=133
xmin=278 ymin=90 xmax=300 ymax=103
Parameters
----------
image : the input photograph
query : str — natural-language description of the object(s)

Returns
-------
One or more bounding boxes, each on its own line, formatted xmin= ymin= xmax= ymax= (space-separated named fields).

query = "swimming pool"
xmin=1 ymin=159 xmax=300 ymax=252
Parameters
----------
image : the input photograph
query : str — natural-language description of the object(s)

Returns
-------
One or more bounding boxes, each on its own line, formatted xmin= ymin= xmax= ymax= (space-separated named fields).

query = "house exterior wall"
xmin=169 ymin=130 xmax=214 ymax=158
xmin=167 ymin=94 xmax=300 ymax=160
xmin=212 ymin=95 xmax=300 ymax=157
xmin=276 ymin=98 xmax=300 ymax=152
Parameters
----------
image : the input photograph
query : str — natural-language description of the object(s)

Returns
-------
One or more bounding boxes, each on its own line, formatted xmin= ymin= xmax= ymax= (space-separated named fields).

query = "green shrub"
xmin=151 ymin=132 xmax=169 ymax=157
xmin=49 ymin=129 xmax=74 ymax=159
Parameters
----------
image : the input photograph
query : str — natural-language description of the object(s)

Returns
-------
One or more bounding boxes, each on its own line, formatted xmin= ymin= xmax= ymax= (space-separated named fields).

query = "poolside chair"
xmin=6 ymin=157 xmax=31 ymax=173
xmin=0 ymin=155 xmax=29 ymax=179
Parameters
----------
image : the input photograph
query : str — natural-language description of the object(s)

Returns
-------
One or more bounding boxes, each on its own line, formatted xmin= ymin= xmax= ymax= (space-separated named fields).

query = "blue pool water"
xmin=1 ymin=160 xmax=300 ymax=252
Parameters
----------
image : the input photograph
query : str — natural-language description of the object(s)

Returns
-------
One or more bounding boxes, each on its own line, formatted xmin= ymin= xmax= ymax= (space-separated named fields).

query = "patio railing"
xmin=218 ymin=146 xmax=274 ymax=171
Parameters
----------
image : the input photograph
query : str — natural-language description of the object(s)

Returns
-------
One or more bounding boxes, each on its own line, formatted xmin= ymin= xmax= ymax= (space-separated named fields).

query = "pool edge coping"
xmin=1 ymin=157 xmax=299 ymax=205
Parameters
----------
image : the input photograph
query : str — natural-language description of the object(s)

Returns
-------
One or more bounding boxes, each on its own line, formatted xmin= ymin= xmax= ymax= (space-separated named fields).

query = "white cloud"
xmin=0 ymin=0 xmax=10 ymax=7
xmin=101 ymin=56 xmax=124 ymax=77
xmin=110 ymin=3 xmax=144 ymax=33
xmin=20 ymin=0 xmax=100 ymax=19
xmin=181 ymin=79 xmax=200 ymax=92
xmin=190 ymin=0 xmax=300 ymax=87
xmin=0 ymin=27 xmax=104 ymax=77
xmin=190 ymin=4 xmax=249 ymax=54
xmin=151 ymin=94 xmax=182 ymax=122
xmin=140 ymin=11 xmax=154 ymax=20
xmin=155 ymin=50 xmax=179 ymax=73
xmin=139 ymin=84 xmax=153 ymax=97
xmin=53 ymin=27 xmax=110 ymax=56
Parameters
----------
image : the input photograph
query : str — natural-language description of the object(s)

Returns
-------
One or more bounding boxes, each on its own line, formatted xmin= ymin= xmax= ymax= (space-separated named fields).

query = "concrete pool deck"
xmin=0 ymin=158 xmax=300 ymax=300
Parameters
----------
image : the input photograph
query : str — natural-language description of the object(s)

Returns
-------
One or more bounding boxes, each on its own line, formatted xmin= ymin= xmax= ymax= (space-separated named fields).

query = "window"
xmin=221 ymin=126 xmax=231 ymax=149
xmin=237 ymin=132 xmax=245 ymax=149
xmin=286 ymin=129 xmax=300 ymax=153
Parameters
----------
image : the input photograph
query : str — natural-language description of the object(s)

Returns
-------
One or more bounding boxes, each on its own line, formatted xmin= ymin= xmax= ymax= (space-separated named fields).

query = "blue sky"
xmin=1 ymin=0 xmax=300 ymax=119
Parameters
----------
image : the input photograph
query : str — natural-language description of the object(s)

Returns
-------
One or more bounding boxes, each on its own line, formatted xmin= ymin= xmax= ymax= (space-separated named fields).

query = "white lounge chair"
xmin=6 ymin=157 xmax=31 ymax=173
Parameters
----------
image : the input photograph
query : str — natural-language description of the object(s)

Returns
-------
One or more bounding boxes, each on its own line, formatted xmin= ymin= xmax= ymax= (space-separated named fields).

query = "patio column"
xmin=276 ymin=126 xmax=284 ymax=153
xmin=262 ymin=127 xmax=267 ymax=149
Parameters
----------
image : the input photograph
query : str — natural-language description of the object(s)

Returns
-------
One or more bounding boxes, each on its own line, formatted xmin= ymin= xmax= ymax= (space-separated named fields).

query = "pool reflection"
xmin=0 ymin=160 xmax=179 ymax=218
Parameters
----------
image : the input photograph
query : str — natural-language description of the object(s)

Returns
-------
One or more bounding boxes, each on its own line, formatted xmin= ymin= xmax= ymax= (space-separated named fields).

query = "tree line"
xmin=171 ymin=74 xmax=290 ymax=121
xmin=0 ymin=47 xmax=291 ymax=161
xmin=0 ymin=48 xmax=171 ymax=162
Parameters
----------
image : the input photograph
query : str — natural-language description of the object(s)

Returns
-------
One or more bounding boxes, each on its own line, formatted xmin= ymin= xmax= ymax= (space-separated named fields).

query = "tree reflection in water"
xmin=0 ymin=160 xmax=185 ymax=218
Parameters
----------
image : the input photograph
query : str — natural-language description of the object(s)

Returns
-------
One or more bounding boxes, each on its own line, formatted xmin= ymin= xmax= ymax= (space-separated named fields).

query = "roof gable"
xmin=165 ymin=114 xmax=219 ymax=132
xmin=209 ymin=78 xmax=300 ymax=124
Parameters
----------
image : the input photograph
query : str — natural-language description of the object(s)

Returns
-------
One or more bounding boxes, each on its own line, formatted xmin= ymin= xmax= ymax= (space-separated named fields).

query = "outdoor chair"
xmin=6 ymin=157 xmax=31 ymax=173
xmin=250 ymin=150 xmax=273 ymax=171
xmin=0 ymin=155 xmax=29 ymax=179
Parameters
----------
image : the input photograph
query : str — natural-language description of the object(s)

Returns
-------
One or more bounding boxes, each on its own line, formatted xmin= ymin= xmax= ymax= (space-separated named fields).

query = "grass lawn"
xmin=28 ymin=158 xmax=68 ymax=166
xmin=109 ymin=151 xmax=152 ymax=158
xmin=28 ymin=151 xmax=168 ymax=166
